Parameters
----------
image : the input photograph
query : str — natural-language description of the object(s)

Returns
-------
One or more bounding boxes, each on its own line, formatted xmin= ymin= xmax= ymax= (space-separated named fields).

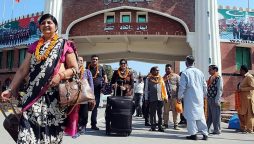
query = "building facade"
xmin=218 ymin=5 xmax=254 ymax=110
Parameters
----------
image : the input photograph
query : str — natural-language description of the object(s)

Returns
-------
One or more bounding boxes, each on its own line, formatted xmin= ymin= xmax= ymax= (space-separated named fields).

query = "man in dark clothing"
xmin=87 ymin=55 xmax=108 ymax=130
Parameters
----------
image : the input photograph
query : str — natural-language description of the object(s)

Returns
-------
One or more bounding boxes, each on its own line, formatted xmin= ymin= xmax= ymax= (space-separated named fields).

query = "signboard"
xmin=104 ymin=24 xmax=148 ymax=31
xmin=218 ymin=9 xmax=254 ymax=42
xmin=0 ymin=14 xmax=41 ymax=49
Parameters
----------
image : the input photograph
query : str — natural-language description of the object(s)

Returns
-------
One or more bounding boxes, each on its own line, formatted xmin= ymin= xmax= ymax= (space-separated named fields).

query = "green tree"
xmin=103 ymin=64 xmax=113 ymax=82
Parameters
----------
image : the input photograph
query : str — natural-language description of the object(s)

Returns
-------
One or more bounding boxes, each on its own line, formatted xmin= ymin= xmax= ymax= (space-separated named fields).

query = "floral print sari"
xmin=17 ymin=38 xmax=67 ymax=144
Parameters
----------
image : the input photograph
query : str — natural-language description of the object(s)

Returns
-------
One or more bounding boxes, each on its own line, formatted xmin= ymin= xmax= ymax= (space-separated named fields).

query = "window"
xmin=106 ymin=16 xmax=115 ymax=23
xmin=104 ymin=12 xmax=115 ymax=23
xmin=137 ymin=12 xmax=148 ymax=23
xmin=0 ymin=52 xmax=2 ymax=69
xmin=7 ymin=50 xmax=14 ymax=70
xmin=19 ymin=49 xmax=26 ymax=67
xmin=120 ymin=12 xmax=131 ymax=23
xmin=138 ymin=15 xmax=146 ymax=23
xmin=236 ymin=47 xmax=251 ymax=70
xmin=122 ymin=15 xmax=130 ymax=23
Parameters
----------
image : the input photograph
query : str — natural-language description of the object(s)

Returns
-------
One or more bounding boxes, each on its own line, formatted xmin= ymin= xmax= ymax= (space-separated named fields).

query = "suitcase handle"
xmin=114 ymin=82 xmax=124 ymax=96
xmin=114 ymin=82 xmax=117 ymax=96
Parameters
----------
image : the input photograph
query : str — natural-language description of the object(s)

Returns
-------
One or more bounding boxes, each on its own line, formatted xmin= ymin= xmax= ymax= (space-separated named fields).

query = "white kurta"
xmin=178 ymin=66 xmax=207 ymax=121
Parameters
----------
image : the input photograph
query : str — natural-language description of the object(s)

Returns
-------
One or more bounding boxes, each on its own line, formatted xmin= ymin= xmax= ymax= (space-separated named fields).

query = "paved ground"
xmin=0 ymin=107 xmax=253 ymax=144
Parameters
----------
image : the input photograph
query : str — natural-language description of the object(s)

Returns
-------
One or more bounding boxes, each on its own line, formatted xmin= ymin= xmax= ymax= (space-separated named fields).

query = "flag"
xmin=15 ymin=0 xmax=20 ymax=3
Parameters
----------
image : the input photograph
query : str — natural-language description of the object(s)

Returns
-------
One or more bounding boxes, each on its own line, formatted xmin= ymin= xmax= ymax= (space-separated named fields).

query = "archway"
xmin=63 ymin=6 xmax=192 ymax=63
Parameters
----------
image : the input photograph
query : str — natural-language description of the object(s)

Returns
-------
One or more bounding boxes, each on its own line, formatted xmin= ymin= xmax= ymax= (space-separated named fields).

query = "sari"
xmin=17 ymin=38 xmax=74 ymax=144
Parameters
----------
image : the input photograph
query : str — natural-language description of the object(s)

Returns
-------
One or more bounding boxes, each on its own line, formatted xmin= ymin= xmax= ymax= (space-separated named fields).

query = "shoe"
xmin=135 ymin=114 xmax=142 ymax=117
xmin=186 ymin=135 xmax=197 ymax=140
xmin=179 ymin=121 xmax=186 ymax=125
xmin=72 ymin=133 xmax=80 ymax=139
xmin=202 ymin=134 xmax=208 ymax=140
xmin=246 ymin=130 xmax=253 ymax=134
xmin=149 ymin=128 xmax=156 ymax=131
xmin=91 ymin=126 xmax=100 ymax=130
xmin=79 ymin=127 xmax=86 ymax=135
xmin=163 ymin=124 xmax=168 ymax=128
xmin=174 ymin=125 xmax=180 ymax=130
xmin=145 ymin=122 xmax=151 ymax=126
xmin=158 ymin=128 xmax=165 ymax=132
xmin=209 ymin=132 xmax=221 ymax=135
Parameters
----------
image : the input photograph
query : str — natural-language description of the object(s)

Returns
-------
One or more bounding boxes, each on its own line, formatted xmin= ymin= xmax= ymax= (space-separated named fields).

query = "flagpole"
xmin=248 ymin=0 xmax=250 ymax=12
xmin=11 ymin=0 xmax=15 ymax=20
xmin=2 ymin=0 xmax=6 ymax=23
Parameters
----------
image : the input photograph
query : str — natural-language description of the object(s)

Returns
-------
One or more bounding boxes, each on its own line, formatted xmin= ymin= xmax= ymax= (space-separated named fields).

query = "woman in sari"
xmin=1 ymin=14 xmax=78 ymax=143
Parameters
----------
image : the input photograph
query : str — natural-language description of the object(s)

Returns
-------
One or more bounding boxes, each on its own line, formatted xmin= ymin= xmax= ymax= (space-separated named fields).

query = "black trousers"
xmin=79 ymin=104 xmax=88 ymax=127
xmin=142 ymin=96 xmax=150 ymax=124
xmin=134 ymin=93 xmax=143 ymax=116
xmin=91 ymin=85 xmax=101 ymax=126
xmin=149 ymin=101 xmax=163 ymax=129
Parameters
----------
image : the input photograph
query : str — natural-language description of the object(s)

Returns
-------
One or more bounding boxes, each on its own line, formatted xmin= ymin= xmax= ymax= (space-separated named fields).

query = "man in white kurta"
xmin=178 ymin=55 xmax=208 ymax=140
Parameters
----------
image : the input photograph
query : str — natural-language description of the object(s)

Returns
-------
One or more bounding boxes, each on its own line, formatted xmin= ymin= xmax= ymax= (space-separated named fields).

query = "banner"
xmin=218 ymin=9 xmax=254 ymax=41
xmin=0 ymin=14 xmax=41 ymax=49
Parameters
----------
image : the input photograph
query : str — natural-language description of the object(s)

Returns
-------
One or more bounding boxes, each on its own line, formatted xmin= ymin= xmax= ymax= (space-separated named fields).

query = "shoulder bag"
xmin=58 ymin=73 xmax=95 ymax=108
xmin=57 ymin=40 xmax=95 ymax=108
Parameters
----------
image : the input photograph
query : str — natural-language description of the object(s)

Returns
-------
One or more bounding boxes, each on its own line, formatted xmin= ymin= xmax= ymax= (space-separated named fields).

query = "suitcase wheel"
xmin=123 ymin=132 xmax=130 ymax=137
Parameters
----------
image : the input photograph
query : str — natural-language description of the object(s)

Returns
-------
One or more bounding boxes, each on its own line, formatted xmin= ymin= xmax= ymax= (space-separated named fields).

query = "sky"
xmin=0 ymin=0 xmax=253 ymax=76
xmin=218 ymin=0 xmax=254 ymax=9
xmin=0 ymin=0 xmax=44 ymax=23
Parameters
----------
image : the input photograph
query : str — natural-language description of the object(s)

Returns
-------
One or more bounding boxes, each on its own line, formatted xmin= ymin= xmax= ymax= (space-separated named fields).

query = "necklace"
xmin=149 ymin=74 xmax=162 ymax=84
xmin=35 ymin=34 xmax=58 ymax=61
xmin=88 ymin=64 xmax=99 ymax=79
xmin=79 ymin=65 xmax=85 ymax=79
xmin=163 ymin=73 xmax=174 ymax=81
xmin=118 ymin=68 xmax=129 ymax=79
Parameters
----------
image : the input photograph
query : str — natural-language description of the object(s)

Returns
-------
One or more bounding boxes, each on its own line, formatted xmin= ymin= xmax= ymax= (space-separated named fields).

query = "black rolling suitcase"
xmin=105 ymin=84 xmax=133 ymax=136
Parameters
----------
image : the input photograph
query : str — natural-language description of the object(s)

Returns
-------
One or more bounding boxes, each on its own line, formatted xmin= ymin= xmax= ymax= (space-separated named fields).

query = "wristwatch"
xmin=7 ymin=88 xmax=14 ymax=96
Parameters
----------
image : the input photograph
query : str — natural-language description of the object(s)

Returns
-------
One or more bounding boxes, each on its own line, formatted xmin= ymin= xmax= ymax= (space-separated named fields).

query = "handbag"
xmin=175 ymin=100 xmax=183 ymax=113
xmin=102 ymin=83 xmax=112 ymax=95
xmin=58 ymin=73 xmax=95 ymax=108
xmin=0 ymin=101 xmax=21 ymax=142
xmin=57 ymin=40 xmax=95 ymax=108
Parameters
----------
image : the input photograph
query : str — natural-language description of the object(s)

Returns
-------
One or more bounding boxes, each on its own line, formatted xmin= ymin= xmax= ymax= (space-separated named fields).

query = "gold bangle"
xmin=71 ymin=68 xmax=77 ymax=74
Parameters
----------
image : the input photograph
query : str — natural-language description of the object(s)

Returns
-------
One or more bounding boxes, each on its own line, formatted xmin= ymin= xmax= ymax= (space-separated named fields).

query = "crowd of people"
xmin=0 ymin=13 xmax=254 ymax=144
xmin=0 ymin=28 xmax=31 ymax=46
xmin=231 ymin=19 xmax=254 ymax=40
